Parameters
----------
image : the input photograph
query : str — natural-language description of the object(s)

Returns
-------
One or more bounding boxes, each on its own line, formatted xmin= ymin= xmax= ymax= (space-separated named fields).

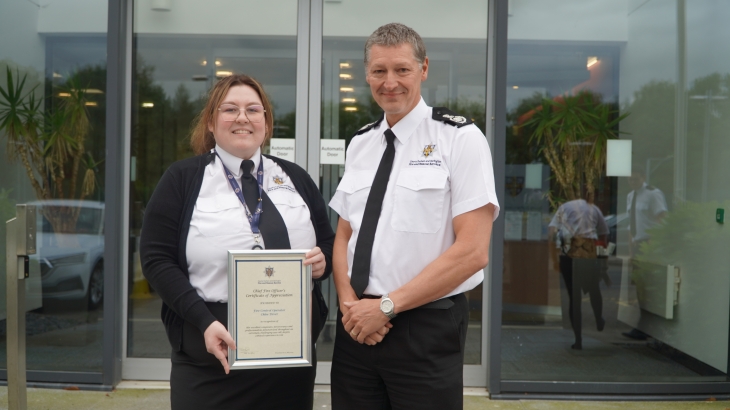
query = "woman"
xmin=141 ymin=74 xmax=333 ymax=410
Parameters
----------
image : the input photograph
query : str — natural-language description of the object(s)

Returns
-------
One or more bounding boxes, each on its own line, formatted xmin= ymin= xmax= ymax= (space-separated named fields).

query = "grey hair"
xmin=364 ymin=23 xmax=426 ymax=67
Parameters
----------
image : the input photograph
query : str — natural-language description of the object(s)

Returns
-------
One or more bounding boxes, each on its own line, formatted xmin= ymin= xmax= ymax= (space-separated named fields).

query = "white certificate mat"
xmin=228 ymin=250 xmax=312 ymax=370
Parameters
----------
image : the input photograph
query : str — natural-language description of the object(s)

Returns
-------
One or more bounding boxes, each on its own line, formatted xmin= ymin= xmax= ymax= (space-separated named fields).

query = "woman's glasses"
xmin=217 ymin=104 xmax=266 ymax=123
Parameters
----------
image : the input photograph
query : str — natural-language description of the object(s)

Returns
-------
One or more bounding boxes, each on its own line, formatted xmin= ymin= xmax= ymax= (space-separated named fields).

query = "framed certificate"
xmin=227 ymin=250 xmax=312 ymax=370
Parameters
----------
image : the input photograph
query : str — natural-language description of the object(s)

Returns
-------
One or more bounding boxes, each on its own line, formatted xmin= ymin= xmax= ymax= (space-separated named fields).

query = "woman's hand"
xmin=304 ymin=246 xmax=326 ymax=279
xmin=204 ymin=321 xmax=236 ymax=374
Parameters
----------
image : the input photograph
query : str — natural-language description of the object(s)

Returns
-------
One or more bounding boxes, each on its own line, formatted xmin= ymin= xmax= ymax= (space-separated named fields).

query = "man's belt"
xmin=361 ymin=294 xmax=459 ymax=310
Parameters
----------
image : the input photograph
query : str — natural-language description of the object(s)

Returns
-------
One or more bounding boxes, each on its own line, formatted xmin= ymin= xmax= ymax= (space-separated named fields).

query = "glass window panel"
xmin=318 ymin=0 xmax=489 ymax=365
xmin=502 ymin=0 xmax=730 ymax=384
xmin=128 ymin=0 xmax=299 ymax=359
xmin=0 ymin=1 xmax=107 ymax=373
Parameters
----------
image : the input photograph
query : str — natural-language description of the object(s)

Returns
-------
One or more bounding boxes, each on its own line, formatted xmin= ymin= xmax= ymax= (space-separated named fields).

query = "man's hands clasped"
xmin=341 ymin=298 xmax=392 ymax=345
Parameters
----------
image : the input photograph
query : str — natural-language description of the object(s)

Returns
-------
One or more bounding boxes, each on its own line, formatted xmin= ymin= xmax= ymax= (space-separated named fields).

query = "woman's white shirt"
xmin=186 ymin=146 xmax=316 ymax=302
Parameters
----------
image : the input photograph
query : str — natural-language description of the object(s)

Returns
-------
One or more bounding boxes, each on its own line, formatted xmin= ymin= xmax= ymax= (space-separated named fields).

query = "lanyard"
xmin=215 ymin=151 xmax=265 ymax=249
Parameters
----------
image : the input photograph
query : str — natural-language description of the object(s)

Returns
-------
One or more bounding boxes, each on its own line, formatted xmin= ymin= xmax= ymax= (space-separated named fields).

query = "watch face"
xmin=382 ymin=299 xmax=394 ymax=312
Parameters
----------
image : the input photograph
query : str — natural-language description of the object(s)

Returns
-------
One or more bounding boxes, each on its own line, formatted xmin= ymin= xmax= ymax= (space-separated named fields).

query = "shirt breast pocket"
xmin=268 ymin=190 xmax=312 ymax=231
xmin=336 ymin=171 xmax=375 ymax=224
xmin=194 ymin=195 xmax=244 ymax=237
xmin=636 ymin=200 xmax=651 ymax=214
xmin=268 ymin=190 xmax=316 ymax=248
xmin=392 ymin=168 xmax=448 ymax=234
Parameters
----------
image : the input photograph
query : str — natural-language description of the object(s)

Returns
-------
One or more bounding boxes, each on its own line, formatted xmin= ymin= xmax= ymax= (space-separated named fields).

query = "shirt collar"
xmin=377 ymin=97 xmax=428 ymax=145
xmin=214 ymin=144 xmax=261 ymax=178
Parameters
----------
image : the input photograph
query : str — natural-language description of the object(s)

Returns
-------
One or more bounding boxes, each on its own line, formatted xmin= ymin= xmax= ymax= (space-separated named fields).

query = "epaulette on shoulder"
xmin=353 ymin=114 xmax=385 ymax=136
xmin=432 ymin=107 xmax=473 ymax=128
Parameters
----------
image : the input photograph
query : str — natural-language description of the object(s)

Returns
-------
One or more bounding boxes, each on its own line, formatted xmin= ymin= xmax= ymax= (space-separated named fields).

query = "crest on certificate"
xmin=265 ymin=266 xmax=275 ymax=277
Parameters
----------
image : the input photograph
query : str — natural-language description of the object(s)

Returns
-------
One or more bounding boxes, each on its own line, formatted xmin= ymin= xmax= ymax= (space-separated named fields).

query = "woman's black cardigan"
xmin=140 ymin=151 xmax=334 ymax=351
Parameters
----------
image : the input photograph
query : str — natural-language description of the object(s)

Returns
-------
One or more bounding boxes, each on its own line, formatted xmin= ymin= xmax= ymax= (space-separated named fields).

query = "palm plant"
xmin=520 ymin=90 xmax=628 ymax=208
xmin=0 ymin=67 xmax=98 ymax=241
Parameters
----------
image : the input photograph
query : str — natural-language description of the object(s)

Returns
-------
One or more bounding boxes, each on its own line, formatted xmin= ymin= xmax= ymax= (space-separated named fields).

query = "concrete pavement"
xmin=0 ymin=383 xmax=728 ymax=410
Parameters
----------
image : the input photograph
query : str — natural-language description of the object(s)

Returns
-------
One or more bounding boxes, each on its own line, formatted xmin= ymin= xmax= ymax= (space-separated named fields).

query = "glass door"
xmin=124 ymin=0 xmax=300 ymax=379
xmin=123 ymin=0 xmax=492 ymax=386
xmin=315 ymin=0 xmax=490 ymax=386
xmin=0 ymin=0 xmax=108 ymax=381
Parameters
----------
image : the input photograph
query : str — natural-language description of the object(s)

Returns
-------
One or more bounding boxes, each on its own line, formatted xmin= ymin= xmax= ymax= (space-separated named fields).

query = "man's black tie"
xmin=241 ymin=160 xmax=290 ymax=249
xmin=630 ymin=189 xmax=637 ymax=239
xmin=350 ymin=129 xmax=396 ymax=298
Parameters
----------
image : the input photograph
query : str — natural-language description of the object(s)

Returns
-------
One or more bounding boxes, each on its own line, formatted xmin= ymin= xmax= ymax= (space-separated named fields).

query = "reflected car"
xmin=30 ymin=200 xmax=105 ymax=310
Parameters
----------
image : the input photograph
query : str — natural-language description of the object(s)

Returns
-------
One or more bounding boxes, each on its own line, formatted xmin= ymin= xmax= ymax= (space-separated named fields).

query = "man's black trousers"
xmin=331 ymin=293 xmax=468 ymax=410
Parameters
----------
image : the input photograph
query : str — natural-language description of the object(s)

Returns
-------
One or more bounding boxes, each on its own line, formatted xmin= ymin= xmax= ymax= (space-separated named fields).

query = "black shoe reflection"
xmin=622 ymin=328 xmax=648 ymax=340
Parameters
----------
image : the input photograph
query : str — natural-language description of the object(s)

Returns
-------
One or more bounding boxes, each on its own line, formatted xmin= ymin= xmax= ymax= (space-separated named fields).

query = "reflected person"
xmin=140 ymin=74 xmax=334 ymax=410
xmin=623 ymin=167 xmax=668 ymax=340
xmin=627 ymin=168 xmax=667 ymax=258
xmin=549 ymin=197 xmax=609 ymax=350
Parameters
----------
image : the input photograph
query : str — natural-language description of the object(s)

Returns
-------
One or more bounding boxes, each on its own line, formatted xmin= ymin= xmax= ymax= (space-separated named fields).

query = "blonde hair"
xmin=190 ymin=74 xmax=274 ymax=155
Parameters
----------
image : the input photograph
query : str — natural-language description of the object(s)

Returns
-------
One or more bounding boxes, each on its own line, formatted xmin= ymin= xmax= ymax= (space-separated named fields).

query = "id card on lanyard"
xmin=216 ymin=151 xmax=265 ymax=249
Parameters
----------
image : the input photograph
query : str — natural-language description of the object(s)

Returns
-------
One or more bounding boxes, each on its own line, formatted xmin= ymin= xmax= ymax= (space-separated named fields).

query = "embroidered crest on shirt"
xmin=409 ymin=143 xmax=442 ymax=167
xmin=267 ymin=174 xmax=296 ymax=193
xmin=422 ymin=144 xmax=436 ymax=158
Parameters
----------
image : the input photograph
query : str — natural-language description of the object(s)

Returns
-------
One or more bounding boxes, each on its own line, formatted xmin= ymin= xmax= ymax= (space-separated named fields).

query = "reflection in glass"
xmin=502 ymin=0 xmax=730 ymax=384
xmin=0 ymin=3 xmax=107 ymax=373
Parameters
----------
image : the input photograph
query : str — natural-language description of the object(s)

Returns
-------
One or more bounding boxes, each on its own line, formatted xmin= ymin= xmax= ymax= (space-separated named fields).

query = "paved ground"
xmin=0 ymin=385 xmax=728 ymax=410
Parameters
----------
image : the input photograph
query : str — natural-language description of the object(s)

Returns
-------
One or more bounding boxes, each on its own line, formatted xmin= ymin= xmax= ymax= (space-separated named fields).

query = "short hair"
xmin=190 ymin=74 xmax=274 ymax=155
xmin=364 ymin=23 xmax=426 ymax=67
xmin=631 ymin=167 xmax=645 ymax=177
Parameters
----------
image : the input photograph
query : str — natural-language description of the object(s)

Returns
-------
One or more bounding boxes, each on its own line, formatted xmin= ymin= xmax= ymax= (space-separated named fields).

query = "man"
xmin=627 ymin=168 xmax=668 ymax=258
xmin=623 ymin=168 xmax=668 ymax=340
xmin=548 ymin=198 xmax=609 ymax=350
xmin=328 ymin=23 xmax=499 ymax=409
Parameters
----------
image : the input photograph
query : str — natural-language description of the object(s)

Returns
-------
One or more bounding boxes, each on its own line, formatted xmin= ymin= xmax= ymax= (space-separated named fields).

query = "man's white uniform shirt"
xmin=627 ymin=183 xmax=668 ymax=242
xmin=186 ymin=145 xmax=316 ymax=302
xmin=329 ymin=98 xmax=500 ymax=298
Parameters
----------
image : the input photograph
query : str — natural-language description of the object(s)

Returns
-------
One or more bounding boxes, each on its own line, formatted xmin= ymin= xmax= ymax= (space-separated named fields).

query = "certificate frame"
xmin=227 ymin=249 xmax=312 ymax=370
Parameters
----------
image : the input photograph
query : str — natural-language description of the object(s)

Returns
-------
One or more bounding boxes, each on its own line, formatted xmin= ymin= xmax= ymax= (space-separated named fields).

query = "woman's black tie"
xmin=241 ymin=160 xmax=290 ymax=250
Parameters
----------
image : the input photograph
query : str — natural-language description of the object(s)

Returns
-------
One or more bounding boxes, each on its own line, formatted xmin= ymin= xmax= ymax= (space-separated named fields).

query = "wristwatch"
xmin=380 ymin=294 xmax=397 ymax=319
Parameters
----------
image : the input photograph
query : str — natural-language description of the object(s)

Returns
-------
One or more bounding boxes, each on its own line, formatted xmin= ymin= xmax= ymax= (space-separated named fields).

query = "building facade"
xmin=0 ymin=0 xmax=729 ymax=397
